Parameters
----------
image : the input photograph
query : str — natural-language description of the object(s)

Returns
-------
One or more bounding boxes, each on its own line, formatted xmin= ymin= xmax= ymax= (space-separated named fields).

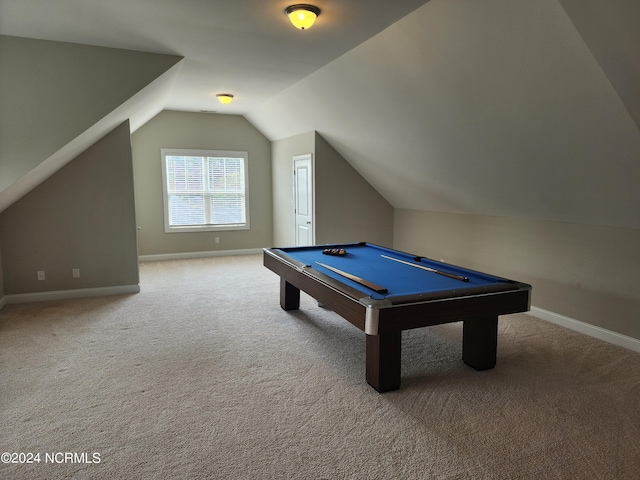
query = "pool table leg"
xmin=462 ymin=316 xmax=498 ymax=370
xmin=280 ymin=279 xmax=300 ymax=311
xmin=366 ymin=332 xmax=401 ymax=392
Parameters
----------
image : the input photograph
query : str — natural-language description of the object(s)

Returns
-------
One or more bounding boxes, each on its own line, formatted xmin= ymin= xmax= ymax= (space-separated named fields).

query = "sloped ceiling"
xmin=0 ymin=36 xmax=182 ymax=191
xmin=0 ymin=36 xmax=182 ymax=212
xmin=247 ymin=0 xmax=640 ymax=230
xmin=557 ymin=0 xmax=640 ymax=130
xmin=0 ymin=0 xmax=432 ymax=212
xmin=0 ymin=0 xmax=432 ymax=114
xmin=1 ymin=0 xmax=639 ymax=229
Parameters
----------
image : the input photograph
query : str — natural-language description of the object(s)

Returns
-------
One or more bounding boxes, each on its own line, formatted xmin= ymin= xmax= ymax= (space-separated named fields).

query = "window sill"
xmin=164 ymin=224 xmax=250 ymax=234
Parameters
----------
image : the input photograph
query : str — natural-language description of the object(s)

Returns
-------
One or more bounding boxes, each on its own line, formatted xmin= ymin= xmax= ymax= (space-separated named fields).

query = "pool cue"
xmin=381 ymin=255 xmax=469 ymax=282
xmin=315 ymin=262 xmax=388 ymax=294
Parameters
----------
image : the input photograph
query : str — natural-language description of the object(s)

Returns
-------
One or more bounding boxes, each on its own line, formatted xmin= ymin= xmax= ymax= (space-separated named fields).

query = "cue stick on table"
xmin=381 ymin=255 xmax=469 ymax=282
xmin=315 ymin=262 xmax=388 ymax=294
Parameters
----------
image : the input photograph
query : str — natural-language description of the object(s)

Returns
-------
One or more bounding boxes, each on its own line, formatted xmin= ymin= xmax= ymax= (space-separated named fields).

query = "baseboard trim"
xmin=5 ymin=284 xmax=140 ymax=305
xmin=3 ymin=281 xmax=638 ymax=354
xmin=530 ymin=306 xmax=640 ymax=353
xmin=139 ymin=248 xmax=263 ymax=262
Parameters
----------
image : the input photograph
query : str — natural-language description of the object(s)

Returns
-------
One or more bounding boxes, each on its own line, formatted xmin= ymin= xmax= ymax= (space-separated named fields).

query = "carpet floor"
xmin=1 ymin=254 xmax=639 ymax=479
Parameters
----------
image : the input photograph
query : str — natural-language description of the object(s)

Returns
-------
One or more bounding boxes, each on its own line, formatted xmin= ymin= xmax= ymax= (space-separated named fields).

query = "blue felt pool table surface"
xmin=274 ymin=243 xmax=512 ymax=301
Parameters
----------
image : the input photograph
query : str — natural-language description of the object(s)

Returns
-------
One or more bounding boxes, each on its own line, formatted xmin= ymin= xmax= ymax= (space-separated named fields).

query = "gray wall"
xmin=131 ymin=111 xmax=273 ymax=255
xmin=394 ymin=209 xmax=640 ymax=341
xmin=270 ymin=131 xmax=393 ymax=247
xmin=0 ymin=247 xmax=4 ymax=299
xmin=0 ymin=121 xmax=139 ymax=294
xmin=314 ymin=133 xmax=393 ymax=246
xmin=271 ymin=131 xmax=316 ymax=247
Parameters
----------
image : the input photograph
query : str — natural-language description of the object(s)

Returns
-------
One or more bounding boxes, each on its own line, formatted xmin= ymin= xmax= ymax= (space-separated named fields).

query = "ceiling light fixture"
xmin=216 ymin=93 xmax=234 ymax=104
xmin=285 ymin=4 xmax=321 ymax=30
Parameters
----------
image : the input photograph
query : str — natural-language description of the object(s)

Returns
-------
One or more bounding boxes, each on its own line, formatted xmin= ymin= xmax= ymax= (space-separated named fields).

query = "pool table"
xmin=263 ymin=242 xmax=532 ymax=392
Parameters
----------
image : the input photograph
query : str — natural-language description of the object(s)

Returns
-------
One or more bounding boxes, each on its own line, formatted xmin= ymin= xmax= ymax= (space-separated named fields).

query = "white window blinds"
xmin=161 ymin=149 xmax=249 ymax=232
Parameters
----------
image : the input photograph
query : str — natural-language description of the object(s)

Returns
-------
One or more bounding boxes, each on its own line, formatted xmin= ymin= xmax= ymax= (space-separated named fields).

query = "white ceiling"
xmin=246 ymin=0 xmax=640 ymax=230
xmin=0 ymin=0 xmax=431 ymax=114
xmin=2 ymin=0 xmax=640 ymax=230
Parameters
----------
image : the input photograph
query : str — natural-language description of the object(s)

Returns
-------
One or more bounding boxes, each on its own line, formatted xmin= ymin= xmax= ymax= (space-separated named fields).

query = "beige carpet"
xmin=1 ymin=254 xmax=639 ymax=479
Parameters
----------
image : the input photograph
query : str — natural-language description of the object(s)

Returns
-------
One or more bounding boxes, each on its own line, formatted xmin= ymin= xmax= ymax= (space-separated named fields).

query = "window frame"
xmin=160 ymin=148 xmax=250 ymax=233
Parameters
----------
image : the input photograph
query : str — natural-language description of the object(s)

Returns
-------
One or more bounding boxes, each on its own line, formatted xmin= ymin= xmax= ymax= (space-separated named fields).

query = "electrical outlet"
xmin=37 ymin=271 xmax=45 ymax=281
xmin=72 ymin=268 xmax=80 ymax=278
xmin=215 ymin=237 xmax=220 ymax=244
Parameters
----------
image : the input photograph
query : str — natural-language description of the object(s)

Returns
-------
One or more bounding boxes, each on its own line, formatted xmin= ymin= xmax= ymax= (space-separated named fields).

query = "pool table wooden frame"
xmin=263 ymin=243 xmax=532 ymax=392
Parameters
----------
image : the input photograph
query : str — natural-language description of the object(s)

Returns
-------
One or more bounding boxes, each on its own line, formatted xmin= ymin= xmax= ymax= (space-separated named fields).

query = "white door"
xmin=294 ymin=154 xmax=313 ymax=246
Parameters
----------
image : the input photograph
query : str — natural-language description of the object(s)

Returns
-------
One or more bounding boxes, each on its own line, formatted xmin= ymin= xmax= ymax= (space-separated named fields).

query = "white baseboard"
xmin=4 ymin=284 xmax=140 ymax=305
xmin=138 ymin=248 xmax=263 ymax=262
xmin=3 ymin=281 xmax=638 ymax=356
xmin=530 ymin=306 xmax=640 ymax=353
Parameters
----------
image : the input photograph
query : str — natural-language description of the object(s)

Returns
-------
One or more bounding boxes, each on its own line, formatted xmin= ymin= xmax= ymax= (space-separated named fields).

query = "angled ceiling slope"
xmin=246 ymin=0 xmax=640 ymax=230
xmin=0 ymin=35 xmax=183 ymax=213
xmin=557 ymin=0 xmax=640 ymax=131
xmin=0 ymin=0 xmax=433 ymax=115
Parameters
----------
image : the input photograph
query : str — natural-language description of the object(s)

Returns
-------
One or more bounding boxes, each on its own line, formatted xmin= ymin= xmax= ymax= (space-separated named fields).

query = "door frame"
xmin=293 ymin=153 xmax=314 ymax=246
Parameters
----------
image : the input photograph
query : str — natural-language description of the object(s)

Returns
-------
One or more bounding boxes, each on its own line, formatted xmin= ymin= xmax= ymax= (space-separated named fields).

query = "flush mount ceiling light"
xmin=216 ymin=93 xmax=234 ymax=104
xmin=285 ymin=4 xmax=321 ymax=30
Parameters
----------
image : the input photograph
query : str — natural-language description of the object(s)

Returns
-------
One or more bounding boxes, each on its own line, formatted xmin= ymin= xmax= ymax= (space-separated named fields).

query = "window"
xmin=161 ymin=149 xmax=249 ymax=233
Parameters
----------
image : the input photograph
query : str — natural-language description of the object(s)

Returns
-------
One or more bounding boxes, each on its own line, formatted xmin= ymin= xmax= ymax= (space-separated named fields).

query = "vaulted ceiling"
xmin=1 ymin=0 xmax=639 ymax=229
xmin=0 ymin=0 xmax=431 ymax=113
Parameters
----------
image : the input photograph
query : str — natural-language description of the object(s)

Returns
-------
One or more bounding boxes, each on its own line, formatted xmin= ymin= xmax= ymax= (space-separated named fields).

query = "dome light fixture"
xmin=216 ymin=93 xmax=234 ymax=105
xmin=285 ymin=4 xmax=321 ymax=30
